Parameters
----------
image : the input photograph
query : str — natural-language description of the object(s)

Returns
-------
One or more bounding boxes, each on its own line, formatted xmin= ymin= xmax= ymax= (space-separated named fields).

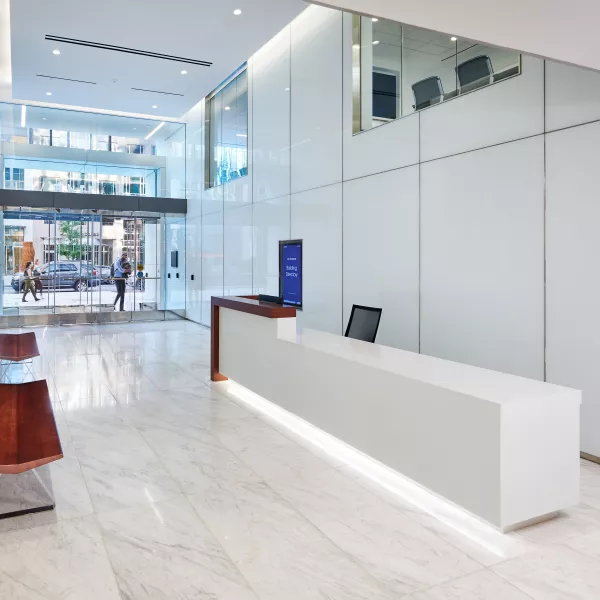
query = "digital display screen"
xmin=280 ymin=240 xmax=302 ymax=307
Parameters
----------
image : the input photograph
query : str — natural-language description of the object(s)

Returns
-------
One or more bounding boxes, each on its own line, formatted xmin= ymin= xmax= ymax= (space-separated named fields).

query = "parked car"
xmin=11 ymin=261 xmax=101 ymax=293
xmin=95 ymin=265 xmax=114 ymax=285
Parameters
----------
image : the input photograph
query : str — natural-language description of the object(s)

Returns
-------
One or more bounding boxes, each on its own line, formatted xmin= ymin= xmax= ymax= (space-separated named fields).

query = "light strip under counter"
xmin=212 ymin=296 xmax=581 ymax=534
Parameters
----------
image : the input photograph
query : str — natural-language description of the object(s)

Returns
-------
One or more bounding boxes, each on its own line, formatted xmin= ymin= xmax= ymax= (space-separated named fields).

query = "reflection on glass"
xmin=0 ymin=101 xmax=186 ymax=198
xmin=206 ymin=68 xmax=248 ymax=189
xmin=353 ymin=15 xmax=521 ymax=133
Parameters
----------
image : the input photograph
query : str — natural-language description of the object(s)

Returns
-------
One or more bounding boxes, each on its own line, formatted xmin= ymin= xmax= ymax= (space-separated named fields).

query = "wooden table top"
xmin=0 ymin=380 xmax=63 ymax=475
xmin=211 ymin=296 xmax=297 ymax=319
xmin=0 ymin=333 xmax=40 ymax=362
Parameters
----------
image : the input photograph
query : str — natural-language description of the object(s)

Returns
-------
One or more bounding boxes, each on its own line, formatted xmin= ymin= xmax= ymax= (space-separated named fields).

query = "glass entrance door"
xmin=0 ymin=208 xmax=175 ymax=324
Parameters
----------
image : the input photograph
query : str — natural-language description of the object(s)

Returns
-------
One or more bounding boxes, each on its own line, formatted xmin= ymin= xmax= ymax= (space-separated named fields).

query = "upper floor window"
xmin=352 ymin=15 xmax=521 ymax=134
xmin=205 ymin=67 xmax=248 ymax=189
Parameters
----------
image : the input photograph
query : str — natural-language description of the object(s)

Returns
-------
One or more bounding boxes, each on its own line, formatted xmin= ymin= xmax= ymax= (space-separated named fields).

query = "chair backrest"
xmin=412 ymin=76 xmax=444 ymax=110
xmin=345 ymin=305 xmax=383 ymax=343
xmin=456 ymin=55 xmax=493 ymax=89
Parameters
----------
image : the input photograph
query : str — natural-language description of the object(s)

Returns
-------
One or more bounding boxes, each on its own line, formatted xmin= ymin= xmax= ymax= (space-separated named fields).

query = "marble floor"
xmin=1 ymin=321 xmax=600 ymax=599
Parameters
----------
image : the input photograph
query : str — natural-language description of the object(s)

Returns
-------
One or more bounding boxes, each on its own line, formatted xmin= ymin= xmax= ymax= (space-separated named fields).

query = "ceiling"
xmin=9 ymin=0 xmax=307 ymax=118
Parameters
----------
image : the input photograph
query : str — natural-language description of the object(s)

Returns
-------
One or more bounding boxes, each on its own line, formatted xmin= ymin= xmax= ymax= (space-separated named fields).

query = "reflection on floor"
xmin=1 ymin=320 xmax=600 ymax=599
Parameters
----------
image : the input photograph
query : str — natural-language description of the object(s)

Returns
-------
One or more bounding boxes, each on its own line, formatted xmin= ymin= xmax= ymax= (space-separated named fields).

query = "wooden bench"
xmin=0 ymin=380 xmax=63 ymax=518
xmin=0 ymin=332 xmax=40 ymax=362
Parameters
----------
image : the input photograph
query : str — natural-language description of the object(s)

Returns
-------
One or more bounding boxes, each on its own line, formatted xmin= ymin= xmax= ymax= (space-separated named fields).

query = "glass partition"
xmin=205 ymin=67 xmax=248 ymax=189
xmin=353 ymin=14 xmax=521 ymax=133
xmin=0 ymin=207 xmax=181 ymax=323
xmin=0 ymin=102 xmax=186 ymax=198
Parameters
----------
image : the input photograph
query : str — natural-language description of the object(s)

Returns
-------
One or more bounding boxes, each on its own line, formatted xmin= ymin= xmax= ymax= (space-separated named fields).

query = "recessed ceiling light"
xmin=152 ymin=104 xmax=158 ymax=109
xmin=285 ymin=87 xmax=290 ymax=91
xmin=224 ymin=106 xmax=231 ymax=111
xmin=52 ymin=49 xmax=60 ymax=55
xmin=233 ymin=8 xmax=242 ymax=15
xmin=46 ymin=92 xmax=52 ymax=96
xmin=42 ymin=117 xmax=47 ymax=121
xmin=372 ymin=17 xmax=379 ymax=22
xmin=451 ymin=36 xmax=457 ymax=41
xmin=181 ymin=70 xmax=187 ymax=75
xmin=372 ymin=40 xmax=380 ymax=45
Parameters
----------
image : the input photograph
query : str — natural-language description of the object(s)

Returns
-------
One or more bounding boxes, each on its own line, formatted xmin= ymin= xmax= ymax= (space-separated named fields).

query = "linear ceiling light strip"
xmin=131 ymin=88 xmax=184 ymax=97
xmin=45 ymin=35 xmax=212 ymax=66
xmin=37 ymin=74 xmax=96 ymax=85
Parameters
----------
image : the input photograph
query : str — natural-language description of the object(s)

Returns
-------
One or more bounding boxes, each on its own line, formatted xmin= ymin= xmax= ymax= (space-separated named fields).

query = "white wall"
xmin=184 ymin=3 xmax=600 ymax=457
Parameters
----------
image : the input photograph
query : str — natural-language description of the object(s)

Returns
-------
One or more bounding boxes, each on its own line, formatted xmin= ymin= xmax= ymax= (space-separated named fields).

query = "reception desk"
xmin=211 ymin=296 xmax=581 ymax=532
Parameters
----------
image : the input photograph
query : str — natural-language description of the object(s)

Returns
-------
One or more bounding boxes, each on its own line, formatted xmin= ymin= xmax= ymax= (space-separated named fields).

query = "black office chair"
xmin=412 ymin=76 xmax=444 ymax=111
xmin=456 ymin=55 xmax=494 ymax=92
xmin=345 ymin=305 xmax=383 ymax=343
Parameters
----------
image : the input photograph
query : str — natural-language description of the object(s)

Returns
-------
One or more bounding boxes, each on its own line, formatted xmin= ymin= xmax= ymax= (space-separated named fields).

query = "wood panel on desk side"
xmin=211 ymin=296 xmax=296 ymax=381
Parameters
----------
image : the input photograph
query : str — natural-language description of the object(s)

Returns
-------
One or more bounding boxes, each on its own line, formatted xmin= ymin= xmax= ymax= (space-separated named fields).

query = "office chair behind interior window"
xmin=412 ymin=76 xmax=444 ymax=111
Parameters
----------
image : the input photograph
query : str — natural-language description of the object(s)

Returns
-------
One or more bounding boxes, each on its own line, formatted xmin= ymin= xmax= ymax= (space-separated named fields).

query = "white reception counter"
xmin=211 ymin=297 xmax=581 ymax=532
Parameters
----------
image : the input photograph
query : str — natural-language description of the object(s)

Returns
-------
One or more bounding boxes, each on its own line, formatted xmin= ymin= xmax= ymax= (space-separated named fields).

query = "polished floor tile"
xmin=1 ymin=320 xmax=600 ymax=600
xmin=97 ymin=497 xmax=259 ymax=599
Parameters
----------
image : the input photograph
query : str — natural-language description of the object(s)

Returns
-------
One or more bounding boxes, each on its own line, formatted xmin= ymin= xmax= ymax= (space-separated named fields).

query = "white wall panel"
xmin=343 ymin=167 xmax=419 ymax=350
xmin=184 ymin=99 xmax=204 ymax=220
xmin=291 ymin=184 xmax=343 ymax=334
xmin=420 ymin=55 xmax=544 ymax=162
xmin=252 ymin=26 xmax=291 ymax=203
xmin=420 ymin=137 xmax=545 ymax=379
xmin=223 ymin=175 xmax=252 ymax=211
xmin=185 ymin=215 xmax=202 ymax=324
xmin=253 ymin=196 xmax=291 ymax=296
xmin=290 ymin=6 xmax=343 ymax=193
xmin=202 ymin=182 xmax=224 ymax=216
xmin=224 ymin=204 xmax=253 ymax=297
xmin=545 ymin=60 xmax=600 ymax=132
xmin=546 ymin=122 xmax=600 ymax=457
xmin=201 ymin=210 xmax=224 ymax=327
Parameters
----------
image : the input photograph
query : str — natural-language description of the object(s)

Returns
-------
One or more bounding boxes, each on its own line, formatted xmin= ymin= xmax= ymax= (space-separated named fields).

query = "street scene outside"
xmin=2 ymin=213 xmax=160 ymax=313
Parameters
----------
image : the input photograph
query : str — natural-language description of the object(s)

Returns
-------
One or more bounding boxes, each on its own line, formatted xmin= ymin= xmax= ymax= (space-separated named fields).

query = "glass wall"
xmin=205 ymin=67 xmax=248 ymax=188
xmin=352 ymin=15 xmax=521 ymax=133
xmin=0 ymin=102 xmax=186 ymax=198
xmin=0 ymin=207 xmax=183 ymax=322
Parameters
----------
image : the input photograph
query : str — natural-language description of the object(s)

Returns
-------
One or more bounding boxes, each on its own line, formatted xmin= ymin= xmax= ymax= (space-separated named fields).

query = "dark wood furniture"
xmin=0 ymin=380 xmax=63 ymax=475
xmin=0 ymin=380 xmax=63 ymax=519
xmin=0 ymin=332 xmax=40 ymax=362
xmin=211 ymin=296 xmax=296 ymax=382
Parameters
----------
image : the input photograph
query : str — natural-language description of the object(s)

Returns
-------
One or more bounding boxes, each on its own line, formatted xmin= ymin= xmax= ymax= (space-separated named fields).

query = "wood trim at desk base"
xmin=211 ymin=303 xmax=228 ymax=383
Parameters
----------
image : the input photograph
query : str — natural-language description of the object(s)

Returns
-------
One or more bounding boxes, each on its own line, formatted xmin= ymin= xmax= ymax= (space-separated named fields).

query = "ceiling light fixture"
xmin=285 ymin=87 xmax=290 ymax=91
xmin=372 ymin=40 xmax=380 ymax=45
xmin=372 ymin=17 xmax=379 ymax=22
xmin=42 ymin=117 xmax=47 ymax=121
xmin=46 ymin=91 xmax=52 ymax=96
xmin=20 ymin=105 xmax=26 ymax=128
xmin=152 ymin=104 xmax=158 ymax=109
xmin=145 ymin=121 xmax=165 ymax=140
xmin=233 ymin=8 xmax=242 ymax=15
xmin=181 ymin=70 xmax=187 ymax=75
xmin=53 ymin=49 xmax=61 ymax=55
xmin=224 ymin=106 xmax=231 ymax=111
xmin=236 ymin=133 xmax=247 ymax=138
xmin=451 ymin=36 xmax=457 ymax=41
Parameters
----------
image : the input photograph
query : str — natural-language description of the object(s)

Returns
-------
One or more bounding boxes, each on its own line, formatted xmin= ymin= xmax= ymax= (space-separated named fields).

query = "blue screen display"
xmin=281 ymin=241 xmax=302 ymax=306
